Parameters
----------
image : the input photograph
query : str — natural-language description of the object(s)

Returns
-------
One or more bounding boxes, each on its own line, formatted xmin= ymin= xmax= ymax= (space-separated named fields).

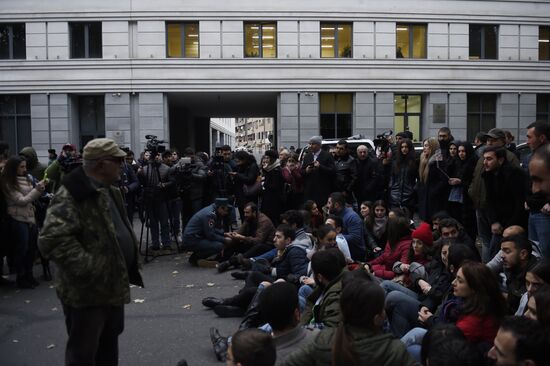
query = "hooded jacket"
xmin=20 ymin=147 xmax=47 ymax=180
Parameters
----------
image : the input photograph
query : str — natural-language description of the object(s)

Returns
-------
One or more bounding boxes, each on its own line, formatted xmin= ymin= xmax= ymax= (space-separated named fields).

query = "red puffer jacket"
xmin=367 ymin=235 xmax=412 ymax=279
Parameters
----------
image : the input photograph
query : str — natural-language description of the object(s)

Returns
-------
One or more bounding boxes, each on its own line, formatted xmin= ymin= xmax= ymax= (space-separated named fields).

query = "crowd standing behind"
xmin=1 ymin=120 xmax=550 ymax=366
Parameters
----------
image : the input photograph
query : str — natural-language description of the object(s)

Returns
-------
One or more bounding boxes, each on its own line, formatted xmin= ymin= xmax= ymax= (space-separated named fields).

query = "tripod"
xmin=138 ymin=161 xmax=181 ymax=263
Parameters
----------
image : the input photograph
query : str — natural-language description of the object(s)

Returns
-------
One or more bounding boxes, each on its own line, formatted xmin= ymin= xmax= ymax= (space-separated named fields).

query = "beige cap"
xmin=83 ymin=138 xmax=126 ymax=160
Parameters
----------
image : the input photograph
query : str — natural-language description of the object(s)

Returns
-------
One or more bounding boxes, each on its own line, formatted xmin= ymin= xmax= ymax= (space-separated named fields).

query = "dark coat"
xmin=261 ymin=165 xmax=285 ymax=225
xmin=38 ymin=167 xmax=143 ymax=307
xmin=417 ymin=159 xmax=450 ymax=221
xmin=301 ymin=150 xmax=336 ymax=208
xmin=354 ymin=157 xmax=383 ymax=203
xmin=389 ymin=161 xmax=418 ymax=209
xmin=233 ymin=162 xmax=260 ymax=207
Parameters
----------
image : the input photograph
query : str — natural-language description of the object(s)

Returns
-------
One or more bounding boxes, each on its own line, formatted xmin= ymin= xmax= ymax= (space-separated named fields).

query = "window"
xmin=70 ymin=22 xmax=102 ymax=58
xmin=0 ymin=23 xmax=25 ymax=59
xmin=244 ymin=23 xmax=276 ymax=58
xmin=469 ymin=25 xmax=498 ymax=60
xmin=166 ymin=22 xmax=199 ymax=58
xmin=540 ymin=26 xmax=550 ymax=61
xmin=537 ymin=94 xmax=550 ymax=121
xmin=0 ymin=95 xmax=31 ymax=152
xmin=321 ymin=23 xmax=352 ymax=58
xmin=394 ymin=95 xmax=422 ymax=142
xmin=396 ymin=24 xmax=426 ymax=58
xmin=78 ymin=95 xmax=105 ymax=147
xmin=320 ymin=93 xmax=353 ymax=139
xmin=467 ymin=94 xmax=497 ymax=142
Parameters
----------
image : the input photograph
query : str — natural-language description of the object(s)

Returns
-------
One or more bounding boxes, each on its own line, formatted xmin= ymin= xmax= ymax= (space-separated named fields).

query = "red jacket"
xmin=456 ymin=314 xmax=499 ymax=344
xmin=368 ymin=235 xmax=412 ymax=279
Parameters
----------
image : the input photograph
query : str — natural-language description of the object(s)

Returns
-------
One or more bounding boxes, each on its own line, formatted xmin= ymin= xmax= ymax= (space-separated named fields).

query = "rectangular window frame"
xmin=0 ymin=95 xmax=31 ymax=153
xmin=320 ymin=23 xmax=353 ymax=58
xmin=536 ymin=94 xmax=550 ymax=121
xmin=69 ymin=22 xmax=102 ymax=59
xmin=165 ymin=22 xmax=200 ymax=58
xmin=244 ymin=22 xmax=277 ymax=58
xmin=467 ymin=93 xmax=497 ymax=142
xmin=540 ymin=26 xmax=550 ymax=61
xmin=319 ymin=93 xmax=353 ymax=139
xmin=0 ymin=23 xmax=26 ymax=59
xmin=394 ymin=94 xmax=423 ymax=142
xmin=395 ymin=23 xmax=427 ymax=59
xmin=469 ymin=24 xmax=498 ymax=60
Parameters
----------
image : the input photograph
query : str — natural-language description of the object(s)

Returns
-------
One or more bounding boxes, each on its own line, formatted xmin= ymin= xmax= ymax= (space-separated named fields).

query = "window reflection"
xmin=469 ymin=25 xmax=498 ymax=60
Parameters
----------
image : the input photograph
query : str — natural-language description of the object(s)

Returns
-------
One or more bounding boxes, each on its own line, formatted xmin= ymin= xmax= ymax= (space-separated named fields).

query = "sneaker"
xmin=216 ymin=260 xmax=232 ymax=273
xmin=210 ymin=327 xmax=228 ymax=362
xmin=197 ymin=259 xmax=219 ymax=268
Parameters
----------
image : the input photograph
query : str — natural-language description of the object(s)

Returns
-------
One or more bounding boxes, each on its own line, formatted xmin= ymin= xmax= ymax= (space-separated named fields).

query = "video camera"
xmin=374 ymin=130 xmax=393 ymax=156
xmin=145 ymin=134 xmax=166 ymax=156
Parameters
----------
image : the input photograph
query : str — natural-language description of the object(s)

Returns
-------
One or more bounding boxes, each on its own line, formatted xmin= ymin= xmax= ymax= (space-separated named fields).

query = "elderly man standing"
xmin=301 ymin=136 xmax=335 ymax=208
xmin=39 ymin=138 xmax=143 ymax=366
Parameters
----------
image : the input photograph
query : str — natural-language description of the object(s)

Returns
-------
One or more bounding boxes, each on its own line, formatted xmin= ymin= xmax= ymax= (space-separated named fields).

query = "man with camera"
xmin=138 ymin=148 xmax=175 ymax=251
xmin=171 ymin=147 xmax=208 ymax=231
xmin=207 ymin=145 xmax=235 ymax=203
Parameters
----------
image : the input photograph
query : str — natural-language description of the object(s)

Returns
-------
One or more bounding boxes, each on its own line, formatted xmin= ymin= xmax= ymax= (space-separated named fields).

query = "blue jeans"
xmin=529 ymin=212 xmax=550 ymax=259
xmin=385 ymin=289 xmax=421 ymax=338
xmin=11 ymin=219 xmax=37 ymax=277
xmin=253 ymin=248 xmax=277 ymax=262
xmin=400 ymin=327 xmax=427 ymax=363
xmin=476 ymin=208 xmax=494 ymax=263
xmin=298 ymin=284 xmax=314 ymax=313
xmin=381 ymin=280 xmax=419 ymax=299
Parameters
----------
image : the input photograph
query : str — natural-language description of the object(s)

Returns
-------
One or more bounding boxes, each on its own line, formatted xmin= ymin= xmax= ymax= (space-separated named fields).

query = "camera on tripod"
xmin=145 ymin=134 xmax=166 ymax=157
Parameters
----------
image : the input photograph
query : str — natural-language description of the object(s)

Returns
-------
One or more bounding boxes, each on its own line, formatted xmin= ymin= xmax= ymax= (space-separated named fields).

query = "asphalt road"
xmin=0 ymin=250 xmax=243 ymax=366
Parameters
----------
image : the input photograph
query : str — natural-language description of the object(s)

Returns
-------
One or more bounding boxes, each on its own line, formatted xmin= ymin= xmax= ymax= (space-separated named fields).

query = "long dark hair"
xmin=533 ymin=285 xmax=550 ymax=330
xmin=332 ymin=280 xmax=385 ymax=366
xmin=459 ymin=261 xmax=507 ymax=320
xmin=393 ymin=138 xmax=416 ymax=175
xmin=1 ymin=155 xmax=27 ymax=193
xmin=386 ymin=216 xmax=411 ymax=250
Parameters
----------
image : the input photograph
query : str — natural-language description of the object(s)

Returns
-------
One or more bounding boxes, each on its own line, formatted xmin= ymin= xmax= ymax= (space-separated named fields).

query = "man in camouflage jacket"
xmin=39 ymin=138 xmax=143 ymax=366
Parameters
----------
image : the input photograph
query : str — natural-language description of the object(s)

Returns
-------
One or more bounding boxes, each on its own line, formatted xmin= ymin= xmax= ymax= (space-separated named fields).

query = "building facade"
xmin=1 ymin=0 xmax=549 ymax=160
xmin=235 ymin=117 xmax=274 ymax=159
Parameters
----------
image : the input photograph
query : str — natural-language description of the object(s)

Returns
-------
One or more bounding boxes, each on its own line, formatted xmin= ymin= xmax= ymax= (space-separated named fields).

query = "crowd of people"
xmin=1 ymin=120 xmax=550 ymax=365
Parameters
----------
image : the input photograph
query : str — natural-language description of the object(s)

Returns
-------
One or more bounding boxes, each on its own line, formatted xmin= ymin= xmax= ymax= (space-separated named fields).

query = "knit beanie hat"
xmin=412 ymin=222 xmax=433 ymax=246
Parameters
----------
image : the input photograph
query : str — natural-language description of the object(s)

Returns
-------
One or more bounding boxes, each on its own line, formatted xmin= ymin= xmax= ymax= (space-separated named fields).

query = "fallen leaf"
xmin=47 ymin=344 xmax=55 ymax=349
xmin=130 ymin=285 xmax=136 ymax=288
xmin=133 ymin=299 xmax=145 ymax=303
xmin=24 ymin=300 xmax=31 ymax=304
xmin=206 ymin=282 xmax=215 ymax=287
xmin=185 ymin=284 xmax=194 ymax=288
xmin=51 ymin=307 xmax=58 ymax=312
xmin=49 ymin=285 xmax=55 ymax=289
xmin=182 ymin=304 xmax=191 ymax=309
xmin=172 ymin=270 xmax=179 ymax=274
xmin=12 ymin=339 xmax=19 ymax=343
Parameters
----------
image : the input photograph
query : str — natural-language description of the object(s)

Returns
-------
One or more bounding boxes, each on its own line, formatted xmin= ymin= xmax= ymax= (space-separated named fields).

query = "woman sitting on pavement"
xmin=364 ymin=216 xmax=412 ymax=280
xmin=281 ymin=279 xmax=417 ymax=366
xmin=525 ymin=284 xmax=550 ymax=331
xmin=515 ymin=260 xmax=550 ymax=315
xmin=391 ymin=222 xmax=433 ymax=287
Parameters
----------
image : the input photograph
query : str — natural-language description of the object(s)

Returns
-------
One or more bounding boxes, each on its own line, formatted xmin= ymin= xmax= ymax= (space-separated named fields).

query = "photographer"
xmin=229 ymin=150 xmax=260 ymax=220
xmin=172 ymin=147 xmax=208 ymax=230
xmin=44 ymin=143 xmax=81 ymax=193
xmin=138 ymin=150 xmax=175 ymax=251
xmin=207 ymin=145 xmax=235 ymax=203
xmin=117 ymin=150 xmax=140 ymax=225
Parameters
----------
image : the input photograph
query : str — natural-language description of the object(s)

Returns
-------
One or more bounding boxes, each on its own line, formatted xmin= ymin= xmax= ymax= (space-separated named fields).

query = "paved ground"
xmin=0 ymin=249 xmax=243 ymax=366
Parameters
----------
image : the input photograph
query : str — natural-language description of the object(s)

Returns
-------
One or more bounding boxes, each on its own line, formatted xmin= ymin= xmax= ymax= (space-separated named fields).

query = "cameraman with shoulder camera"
xmin=207 ymin=145 xmax=235 ymax=203
xmin=137 ymin=136 xmax=175 ymax=251
xmin=171 ymin=147 xmax=208 ymax=231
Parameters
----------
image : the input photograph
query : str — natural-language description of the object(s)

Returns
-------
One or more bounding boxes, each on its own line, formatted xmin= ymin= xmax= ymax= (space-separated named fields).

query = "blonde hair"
xmin=419 ymin=137 xmax=440 ymax=183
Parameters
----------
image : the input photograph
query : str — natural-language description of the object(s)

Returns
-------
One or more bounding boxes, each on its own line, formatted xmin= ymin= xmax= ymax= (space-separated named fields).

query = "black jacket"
xmin=301 ymin=150 xmax=336 ymax=207
xmin=354 ymin=157 xmax=382 ymax=203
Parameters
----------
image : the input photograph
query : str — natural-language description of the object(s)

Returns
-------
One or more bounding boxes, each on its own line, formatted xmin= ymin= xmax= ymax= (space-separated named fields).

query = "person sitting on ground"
xmin=420 ymin=324 xmax=484 ymax=366
xmin=326 ymin=192 xmax=366 ymax=261
xmin=515 ymin=260 xmax=550 ymax=316
xmin=499 ymin=234 xmax=539 ymax=312
xmin=300 ymin=248 xmax=347 ymax=329
xmin=202 ymin=224 xmax=308 ymax=318
xmin=525 ymin=284 xmax=550 ymax=331
xmin=430 ymin=211 xmax=450 ymax=242
xmin=488 ymin=316 xmax=549 ymax=366
xmin=322 ymin=217 xmax=353 ymax=263
xmin=434 ymin=217 xmax=477 ymax=258
xmin=228 ymin=328 xmax=276 ymax=366
xmin=217 ymin=202 xmax=276 ymax=272
xmin=365 ymin=216 xmax=412 ymax=280
xmin=391 ymin=222 xmax=433 ymax=287
xmin=281 ymin=279 xmax=418 ymax=366
xmin=366 ymin=199 xmax=389 ymax=252
xmin=303 ymin=200 xmax=324 ymax=231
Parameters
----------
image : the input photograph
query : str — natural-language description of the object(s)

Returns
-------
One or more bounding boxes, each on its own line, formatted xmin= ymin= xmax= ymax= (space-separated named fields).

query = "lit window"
xmin=469 ymin=25 xmax=498 ymax=60
xmin=0 ymin=23 xmax=26 ymax=59
xmin=321 ymin=23 xmax=352 ymax=58
xmin=540 ymin=26 xmax=550 ymax=61
xmin=396 ymin=24 xmax=426 ymax=59
xmin=394 ymin=95 xmax=422 ymax=141
xmin=320 ymin=93 xmax=353 ymax=138
xmin=70 ymin=22 xmax=102 ymax=58
xmin=166 ymin=22 xmax=199 ymax=58
xmin=467 ymin=94 xmax=496 ymax=142
xmin=244 ymin=23 xmax=276 ymax=58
